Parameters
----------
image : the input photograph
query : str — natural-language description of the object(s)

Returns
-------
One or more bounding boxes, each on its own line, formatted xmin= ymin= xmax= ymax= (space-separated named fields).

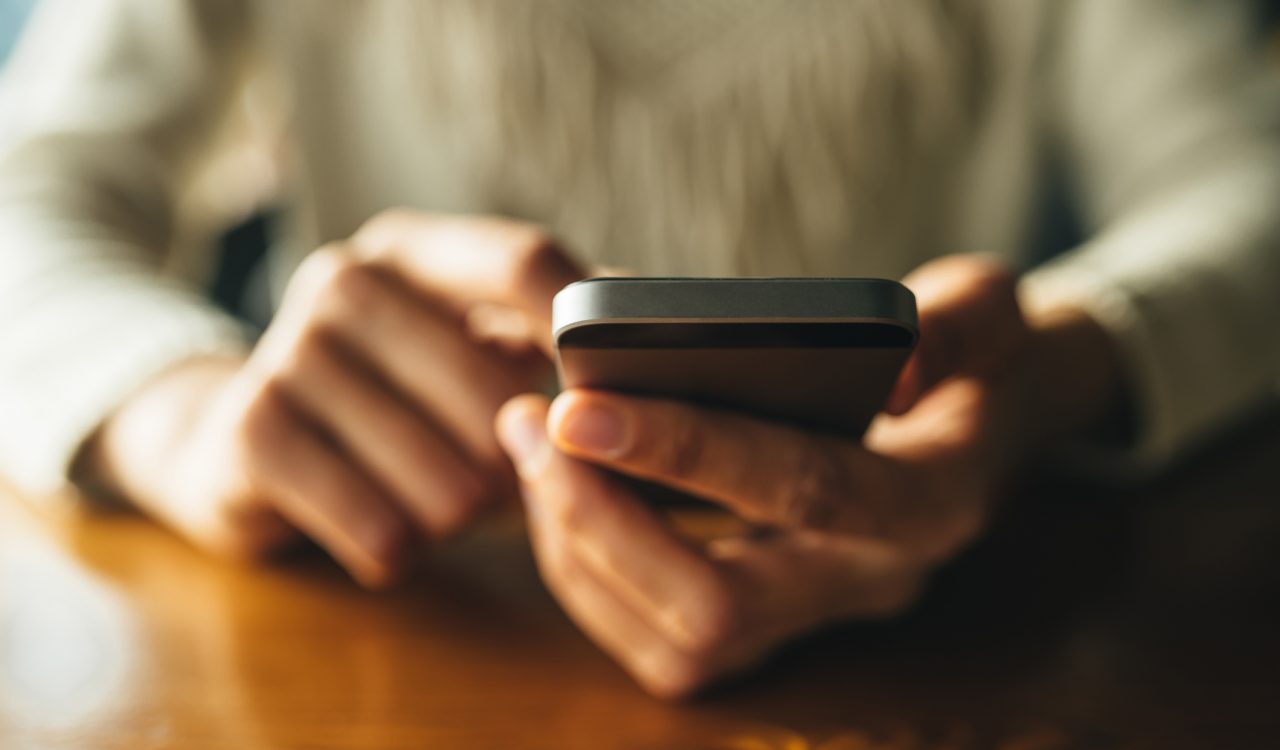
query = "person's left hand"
xmin=496 ymin=255 xmax=1125 ymax=698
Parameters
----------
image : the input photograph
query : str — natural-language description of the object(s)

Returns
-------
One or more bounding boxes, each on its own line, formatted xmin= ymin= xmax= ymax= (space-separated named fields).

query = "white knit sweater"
xmin=1 ymin=0 xmax=1279 ymax=494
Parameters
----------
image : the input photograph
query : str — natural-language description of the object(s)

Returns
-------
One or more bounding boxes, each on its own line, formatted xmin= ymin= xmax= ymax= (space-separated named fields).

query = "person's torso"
xmin=250 ymin=0 xmax=1047 ymax=301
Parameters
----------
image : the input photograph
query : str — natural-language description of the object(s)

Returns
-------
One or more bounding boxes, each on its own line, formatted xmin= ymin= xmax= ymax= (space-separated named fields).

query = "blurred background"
xmin=3 ymin=0 xmax=1279 ymax=335
xmin=0 ymin=0 xmax=282 ymax=329
xmin=0 ymin=0 xmax=32 ymax=62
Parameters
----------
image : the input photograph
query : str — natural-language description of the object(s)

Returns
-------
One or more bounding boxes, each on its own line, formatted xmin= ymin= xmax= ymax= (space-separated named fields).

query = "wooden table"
xmin=2 ymin=419 xmax=1279 ymax=750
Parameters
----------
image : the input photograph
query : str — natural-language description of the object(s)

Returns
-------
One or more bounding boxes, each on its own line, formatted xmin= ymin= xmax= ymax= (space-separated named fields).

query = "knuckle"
xmin=471 ymin=436 xmax=515 ymax=475
xmin=228 ymin=387 xmax=294 ymax=492
xmin=970 ymin=265 xmax=1024 ymax=330
xmin=290 ymin=245 xmax=350 ymax=300
xmin=678 ymin=582 xmax=741 ymax=659
xmin=507 ymin=224 xmax=557 ymax=263
xmin=431 ymin=513 xmax=471 ymax=541
xmin=500 ymin=225 xmax=559 ymax=287
xmin=428 ymin=481 xmax=493 ymax=539
xmin=638 ymin=651 xmax=712 ymax=701
xmin=320 ymin=258 xmax=381 ymax=314
xmin=291 ymin=247 xmax=384 ymax=322
xmin=926 ymin=253 xmax=1015 ymax=294
xmin=975 ymin=259 xmax=1018 ymax=299
xmin=548 ymin=489 xmax=592 ymax=538
xmin=541 ymin=538 xmax=575 ymax=583
xmin=653 ymin=418 xmax=707 ymax=480
xmin=556 ymin=503 xmax=589 ymax=542
xmin=234 ymin=380 xmax=289 ymax=455
xmin=535 ymin=531 xmax=581 ymax=588
xmin=458 ymin=468 xmax=499 ymax=509
xmin=779 ymin=445 xmax=850 ymax=529
xmin=205 ymin=519 xmax=294 ymax=564
xmin=270 ymin=330 xmax=326 ymax=384
xmin=358 ymin=516 xmax=414 ymax=571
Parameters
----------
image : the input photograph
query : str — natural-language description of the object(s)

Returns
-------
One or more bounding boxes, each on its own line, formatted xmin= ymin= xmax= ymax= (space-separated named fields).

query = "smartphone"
xmin=552 ymin=278 xmax=917 ymax=439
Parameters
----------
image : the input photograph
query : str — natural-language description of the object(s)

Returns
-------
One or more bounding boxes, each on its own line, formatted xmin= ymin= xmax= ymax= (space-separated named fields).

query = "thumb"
xmin=886 ymin=255 xmax=1028 ymax=414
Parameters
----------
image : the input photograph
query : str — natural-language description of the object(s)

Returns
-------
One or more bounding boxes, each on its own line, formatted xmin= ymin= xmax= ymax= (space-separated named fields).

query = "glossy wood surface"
xmin=2 ymin=418 xmax=1279 ymax=750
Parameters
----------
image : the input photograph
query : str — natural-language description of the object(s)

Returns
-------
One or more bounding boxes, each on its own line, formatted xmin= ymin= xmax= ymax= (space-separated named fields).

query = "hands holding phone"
xmin=87 ymin=210 xmax=1122 ymax=697
xmin=497 ymin=256 xmax=1124 ymax=697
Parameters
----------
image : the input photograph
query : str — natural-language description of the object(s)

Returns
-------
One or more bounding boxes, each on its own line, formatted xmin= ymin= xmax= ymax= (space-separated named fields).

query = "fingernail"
xmin=556 ymin=400 xmax=628 ymax=457
xmin=500 ymin=409 xmax=551 ymax=480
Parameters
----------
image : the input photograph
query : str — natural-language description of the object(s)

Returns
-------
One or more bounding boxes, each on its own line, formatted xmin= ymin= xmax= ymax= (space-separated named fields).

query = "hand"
xmin=82 ymin=211 xmax=582 ymax=587
xmin=496 ymin=255 xmax=1126 ymax=697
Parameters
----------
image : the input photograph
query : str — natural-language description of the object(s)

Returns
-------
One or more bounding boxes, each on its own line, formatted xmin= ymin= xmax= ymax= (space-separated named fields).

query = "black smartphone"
xmin=552 ymin=278 xmax=917 ymax=439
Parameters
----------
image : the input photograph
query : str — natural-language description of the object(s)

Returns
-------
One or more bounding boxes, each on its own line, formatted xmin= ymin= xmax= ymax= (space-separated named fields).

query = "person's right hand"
xmin=81 ymin=212 xmax=583 ymax=587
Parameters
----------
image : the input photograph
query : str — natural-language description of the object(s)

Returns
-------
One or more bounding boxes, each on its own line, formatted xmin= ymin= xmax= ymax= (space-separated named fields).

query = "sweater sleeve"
xmin=0 ymin=0 xmax=255 ymax=495
xmin=1019 ymin=0 xmax=1280 ymax=473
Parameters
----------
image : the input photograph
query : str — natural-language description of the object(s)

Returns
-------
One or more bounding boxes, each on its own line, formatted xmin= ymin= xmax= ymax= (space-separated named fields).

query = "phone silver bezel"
xmin=553 ymin=277 xmax=919 ymax=343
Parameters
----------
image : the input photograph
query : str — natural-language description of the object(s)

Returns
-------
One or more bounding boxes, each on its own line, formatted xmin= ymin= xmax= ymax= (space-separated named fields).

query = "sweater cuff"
xmin=1019 ymin=248 xmax=1275 ymax=478
xmin=0 ymin=282 xmax=250 ymax=497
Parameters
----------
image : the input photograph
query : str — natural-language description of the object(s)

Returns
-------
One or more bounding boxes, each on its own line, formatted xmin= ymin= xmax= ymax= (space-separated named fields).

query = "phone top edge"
xmin=552 ymin=277 xmax=918 ymax=341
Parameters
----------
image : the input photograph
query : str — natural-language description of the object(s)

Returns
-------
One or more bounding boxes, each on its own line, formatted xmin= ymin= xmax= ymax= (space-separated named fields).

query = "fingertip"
xmin=545 ymin=388 xmax=578 ymax=425
xmin=547 ymin=389 xmax=631 ymax=459
xmin=496 ymin=393 xmax=553 ymax=480
xmin=354 ymin=564 xmax=407 ymax=592
xmin=546 ymin=388 xmax=591 ymax=444
xmin=496 ymin=392 xmax=551 ymax=436
xmin=349 ymin=518 xmax=418 ymax=590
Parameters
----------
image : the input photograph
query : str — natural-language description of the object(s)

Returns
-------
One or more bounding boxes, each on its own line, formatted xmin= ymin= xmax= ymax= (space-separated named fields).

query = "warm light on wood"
xmin=2 ymin=419 xmax=1279 ymax=749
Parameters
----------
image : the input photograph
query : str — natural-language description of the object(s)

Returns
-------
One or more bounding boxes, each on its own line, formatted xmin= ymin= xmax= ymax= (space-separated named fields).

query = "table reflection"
xmin=1 ymin=531 xmax=133 ymax=735
xmin=0 ymin=414 xmax=1278 ymax=750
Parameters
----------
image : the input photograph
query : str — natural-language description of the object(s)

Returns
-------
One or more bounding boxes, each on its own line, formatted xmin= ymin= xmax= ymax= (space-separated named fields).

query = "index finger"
xmin=497 ymin=394 xmax=736 ymax=656
xmin=351 ymin=211 xmax=585 ymax=354
xmin=547 ymin=389 xmax=918 ymax=540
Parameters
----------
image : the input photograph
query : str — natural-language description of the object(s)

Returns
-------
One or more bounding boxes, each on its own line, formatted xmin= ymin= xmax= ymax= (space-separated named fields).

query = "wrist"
xmin=1016 ymin=305 xmax=1133 ymax=456
xmin=75 ymin=356 xmax=245 ymax=507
